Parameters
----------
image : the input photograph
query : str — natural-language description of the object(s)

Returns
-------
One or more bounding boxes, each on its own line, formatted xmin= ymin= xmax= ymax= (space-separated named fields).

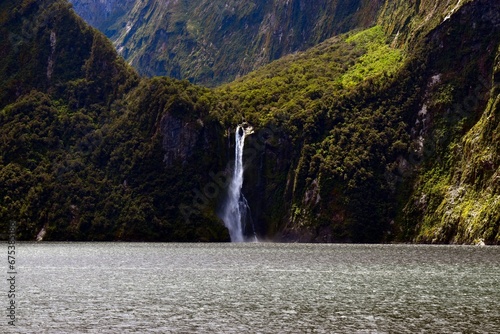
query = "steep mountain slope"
xmin=408 ymin=55 xmax=500 ymax=244
xmin=208 ymin=0 xmax=500 ymax=243
xmin=68 ymin=0 xmax=384 ymax=86
xmin=212 ymin=26 xmax=414 ymax=242
xmin=0 ymin=0 xmax=136 ymax=109
xmin=379 ymin=0 xmax=475 ymax=46
xmin=65 ymin=0 xmax=135 ymax=32
xmin=399 ymin=1 xmax=500 ymax=244
xmin=1 ymin=0 xmax=499 ymax=244
xmin=0 ymin=0 xmax=229 ymax=241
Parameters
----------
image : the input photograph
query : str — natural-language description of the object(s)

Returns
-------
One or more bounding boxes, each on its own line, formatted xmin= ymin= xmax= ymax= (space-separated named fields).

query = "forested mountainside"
xmin=0 ymin=0 xmax=228 ymax=241
xmin=68 ymin=0 xmax=384 ymax=86
xmin=1 ymin=0 xmax=499 ymax=244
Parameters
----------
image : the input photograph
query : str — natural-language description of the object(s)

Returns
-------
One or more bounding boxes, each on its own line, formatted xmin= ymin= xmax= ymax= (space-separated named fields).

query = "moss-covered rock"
xmin=1 ymin=0 xmax=500 ymax=244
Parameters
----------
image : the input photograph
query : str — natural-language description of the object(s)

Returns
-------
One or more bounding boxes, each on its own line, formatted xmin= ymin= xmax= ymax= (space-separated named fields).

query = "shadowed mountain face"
xmin=68 ymin=0 xmax=384 ymax=86
xmin=1 ymin=0 xmax=499 ymax=244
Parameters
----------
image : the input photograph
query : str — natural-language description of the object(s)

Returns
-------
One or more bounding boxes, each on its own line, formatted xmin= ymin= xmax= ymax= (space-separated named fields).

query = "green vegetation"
xmin=379 ymin=0 xmax=474 ymax=47
xmin=397 ymin=0 xmax=500 ymax=244
xmin=0 ymin=0 xmax=228 ymax=241
xmin=406 ymin=61 xmax=500 ymax=244
xmin=69 ymin=0 xmax=384 ymax=86
xmin=216 ymin=26 xmax=404 ymax=124
xmin=209 ymin=25 xmax=422 ymax=242
xmin=1 ymin=0 xmax=499 ymax=244
xmin=341 ymin=26 xmax=403 ymax=88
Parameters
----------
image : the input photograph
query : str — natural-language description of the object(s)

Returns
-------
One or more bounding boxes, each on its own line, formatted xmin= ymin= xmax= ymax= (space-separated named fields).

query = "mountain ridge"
xmin=1 ymin=0 xmax=499 ymax=244
xmin=69 ymin=0 xmax=385 ymax=86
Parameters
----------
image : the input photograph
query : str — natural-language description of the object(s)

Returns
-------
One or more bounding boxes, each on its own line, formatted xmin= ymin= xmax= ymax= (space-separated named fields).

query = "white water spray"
xmin=221 ymin=123 xmax=254 ymax=242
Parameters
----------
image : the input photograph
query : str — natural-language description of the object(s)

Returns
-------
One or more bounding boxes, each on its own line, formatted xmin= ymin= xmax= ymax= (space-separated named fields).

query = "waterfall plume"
xmin=221 ymin=123 xmax=254 ymax=242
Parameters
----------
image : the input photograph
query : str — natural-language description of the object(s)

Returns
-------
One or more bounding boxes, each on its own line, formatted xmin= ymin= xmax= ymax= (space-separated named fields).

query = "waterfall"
xmin=222 ymin=124 xmax=254 ymax=242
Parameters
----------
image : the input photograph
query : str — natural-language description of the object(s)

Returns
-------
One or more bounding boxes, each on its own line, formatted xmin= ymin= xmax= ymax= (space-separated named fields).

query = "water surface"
xmin=6 ymin=243 xmax=500 ymax=333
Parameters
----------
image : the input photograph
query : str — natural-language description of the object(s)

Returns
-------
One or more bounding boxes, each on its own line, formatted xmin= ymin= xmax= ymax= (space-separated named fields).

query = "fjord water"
xmin=12 ymin=243 xmax=500 ymax=333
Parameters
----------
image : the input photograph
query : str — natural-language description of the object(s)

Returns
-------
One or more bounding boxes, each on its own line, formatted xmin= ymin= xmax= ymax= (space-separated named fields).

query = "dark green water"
xmin=7 ymin=243 xmax=500 ymax=333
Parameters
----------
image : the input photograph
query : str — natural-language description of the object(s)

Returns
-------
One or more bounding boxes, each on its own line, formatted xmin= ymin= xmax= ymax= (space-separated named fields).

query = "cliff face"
xmin=2 ymin=0 xmax=500 ymax=244
xmin=400 ymin=0 xmax=500 ymax=244
xmin=430 ymin=60 xmax=500 ymax=244
xmin=378 ymin=0 xmax=473 ymax=47
xmin=68 ymin=0 xmax=384 ymax=86
xmin=215 ymin=0 xmax=500 ymax=244
xmin=67 ymin=0 xmax=135 ymax=32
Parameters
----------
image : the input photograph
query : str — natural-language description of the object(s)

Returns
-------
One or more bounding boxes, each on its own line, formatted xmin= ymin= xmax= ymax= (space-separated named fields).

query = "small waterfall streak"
xmin=222 ymin=124 xmax=252 ymax=242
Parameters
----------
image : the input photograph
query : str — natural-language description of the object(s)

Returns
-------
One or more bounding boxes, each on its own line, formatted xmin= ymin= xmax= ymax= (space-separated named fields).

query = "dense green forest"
xmin=0 ymin=0 xmax=227 ymax=241
xmin=1 ymin=0 xmax=499 ymax=243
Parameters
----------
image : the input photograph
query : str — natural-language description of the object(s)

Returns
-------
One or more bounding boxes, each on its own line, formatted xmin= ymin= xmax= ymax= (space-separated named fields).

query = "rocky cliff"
xmin=68 ymin=0 xmax=384 ymax=86
xmin=210 ymin=0 xmax=500 ymax=244
xmin=67 ymin=0 xmax=135 ymax=32
xmin=400 ymin=0 xmax=500 ymax=244
xmin=1 ymin=0 xmax=499 ymax=244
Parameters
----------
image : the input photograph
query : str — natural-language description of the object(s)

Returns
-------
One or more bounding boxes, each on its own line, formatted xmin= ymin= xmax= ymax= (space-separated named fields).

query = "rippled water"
xmin=5 ymin=243 xmax=500 ymax=333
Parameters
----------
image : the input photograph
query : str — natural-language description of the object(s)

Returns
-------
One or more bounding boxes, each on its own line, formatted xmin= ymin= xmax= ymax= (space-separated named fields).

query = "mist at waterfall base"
xmin=220 ymin=124 xmax=256 ymax=242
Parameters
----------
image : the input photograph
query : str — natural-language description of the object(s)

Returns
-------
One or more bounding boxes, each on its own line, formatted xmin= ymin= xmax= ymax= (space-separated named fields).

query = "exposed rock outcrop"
xmin=69 ymin=0 xmax=384 ymax=86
